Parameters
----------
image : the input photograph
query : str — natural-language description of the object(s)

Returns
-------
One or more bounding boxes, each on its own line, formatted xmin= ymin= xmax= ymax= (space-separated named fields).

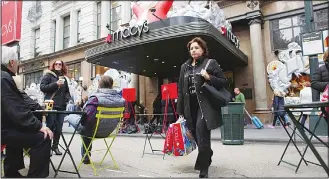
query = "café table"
xmin=33 ymin=110 xmax=86 ymax=178
xmin=278 ymin=101 xmax=329 ymax=176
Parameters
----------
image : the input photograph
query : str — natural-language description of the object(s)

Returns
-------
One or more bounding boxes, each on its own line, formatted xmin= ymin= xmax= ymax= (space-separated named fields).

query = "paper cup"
xmin=44 ymin=100 xmax=54 ymax=110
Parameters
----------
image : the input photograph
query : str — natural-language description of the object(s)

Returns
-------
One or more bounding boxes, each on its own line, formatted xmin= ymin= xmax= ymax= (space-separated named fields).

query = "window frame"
xmin=66 ymin=62 xmax=82 ymax=81
xmin=110 ymin=2 xmax=121 ymax=32
xmin=34 ymin=28 xmax=40 ymax=57
xmin=96 ymin=2 xmax=101 ymax=39
xmin=24 ymin=71 xmax=43 ymax=88
xmin=63 ymin=15 xmax=70 ymax=49
xmin=77 ymin=10 xmax=81 ymax=43
xmin=270 ymin=8 xmax=328 ymax=51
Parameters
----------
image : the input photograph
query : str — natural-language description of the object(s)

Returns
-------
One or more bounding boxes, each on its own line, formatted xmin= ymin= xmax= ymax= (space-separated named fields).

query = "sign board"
xmin=1 ymin=1 xmax=22 ymax=45
xmin=105 ymin=21 xmax=149 ymax=43
xmin=301 ymin=31 xmax=324 ymax=56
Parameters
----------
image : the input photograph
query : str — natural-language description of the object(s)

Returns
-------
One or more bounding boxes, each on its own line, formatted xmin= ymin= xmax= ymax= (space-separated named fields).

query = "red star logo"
xmin=105 ymin=34 xmax=112 ymax=43
xmin=132 ymin=0 xmax=173 ymax=23
xmin=220 ymin=26 xmax=227 ymax=35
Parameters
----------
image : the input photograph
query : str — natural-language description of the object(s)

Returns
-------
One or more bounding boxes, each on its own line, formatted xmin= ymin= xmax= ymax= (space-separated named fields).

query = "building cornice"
xmin=20 ymin=38 xmax=106 ymax=65
xmin=216 ymin=0 xmax=244 ymax=8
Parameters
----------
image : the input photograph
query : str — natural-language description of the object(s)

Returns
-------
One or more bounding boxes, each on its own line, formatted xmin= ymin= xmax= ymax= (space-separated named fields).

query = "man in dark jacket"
xmin=311 ymin=50 xmax=329 ymax=94
xmin=1 ymin=46 xmax=53 ymax=178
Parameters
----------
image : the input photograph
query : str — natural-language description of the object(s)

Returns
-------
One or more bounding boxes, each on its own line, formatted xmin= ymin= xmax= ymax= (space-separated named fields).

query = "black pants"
xmin=1 ymin=130 xmax=51 ymax=177
xmin=190 ymin=95 xmax=213 ymax=171
xmin=46 ymin=113 xmax=66 ymax=149
xmin=81 ymin=136 xmax=92 ymax=161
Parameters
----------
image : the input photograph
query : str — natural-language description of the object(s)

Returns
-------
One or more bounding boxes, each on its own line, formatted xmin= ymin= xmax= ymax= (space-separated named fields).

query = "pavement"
xmin=62 ymin=121 xmax=328 ymax=144
xmin=19 ymin=135 xmax=328 ymax=177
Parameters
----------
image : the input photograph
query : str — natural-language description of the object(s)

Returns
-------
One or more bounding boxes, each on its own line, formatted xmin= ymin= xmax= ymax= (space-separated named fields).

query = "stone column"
xmin=249 ymin=18 xmax=268 ymax=111
xmin=101 ymin=1 xmax=110 ymax=38
xmin=70 ymin=9 xmax=78 ymax=47
xmin=55 ymin=16 xmax=63 ymax=51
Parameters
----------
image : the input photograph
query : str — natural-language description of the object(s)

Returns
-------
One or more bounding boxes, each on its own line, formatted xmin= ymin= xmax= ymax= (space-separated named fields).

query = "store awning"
xmin=85 ymin=16 xmax=248 ymax=78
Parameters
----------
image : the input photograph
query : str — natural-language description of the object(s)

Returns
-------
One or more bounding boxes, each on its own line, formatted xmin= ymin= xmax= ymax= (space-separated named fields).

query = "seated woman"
xmin=67 ymin=76 xmax=125 ymax=164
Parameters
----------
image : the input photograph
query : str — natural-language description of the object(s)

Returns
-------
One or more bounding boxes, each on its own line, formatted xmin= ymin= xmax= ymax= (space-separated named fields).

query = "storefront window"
xmin=24 ymin=71 xmax=43 ymax=88
xmin=67 ymin=62 xmax=81 ymax=81
xmin=271 ymin=8 xmax=328 ymax=50
xmin=94 ymin=65 xmax=109 ymax=76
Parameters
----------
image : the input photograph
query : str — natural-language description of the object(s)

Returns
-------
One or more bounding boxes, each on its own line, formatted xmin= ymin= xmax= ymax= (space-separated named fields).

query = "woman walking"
xmin=176 ymin=37 xmax=228 ymax=178
xmin=40 ymin=60 xmax=71 ymax=155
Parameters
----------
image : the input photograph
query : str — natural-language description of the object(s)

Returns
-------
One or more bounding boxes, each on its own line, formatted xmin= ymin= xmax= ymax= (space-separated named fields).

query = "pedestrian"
xmin=177 ymin=37 xmax=228 ymax=178
xmin=1 ymin=45 xmax=53 ymax=178
xmin=311 ymin=49 xmax=329 ymax=120
xmin=269 ymin=90 xmax=287 ymax=129
xmin=299 ymin=81 xmax=313 ymax=127
xmin=233 ymin=88 xmax=247 ymax=127
xmin=40 ymin=60 xmax=71 ymax=155
xmin=311 ymin=49 xmax=329 ymax=94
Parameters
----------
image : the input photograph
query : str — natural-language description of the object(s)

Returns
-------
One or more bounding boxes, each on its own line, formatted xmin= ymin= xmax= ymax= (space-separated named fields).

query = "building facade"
xmin=18 ymin=1 xmax=328 ymax=122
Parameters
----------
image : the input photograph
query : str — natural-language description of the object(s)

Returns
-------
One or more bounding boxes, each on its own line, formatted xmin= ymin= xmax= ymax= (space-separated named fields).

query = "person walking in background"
xmin=40 ymin=60 xmax=71 ymax=156
xmin=233 ymin=88 xmax=247 ymax=127
xmin=177 ymin=37 xmax=228 ymax=178
xmin=269 ymin=90 xmax=287 ymax=129
xmin=299 ymin=81 xmax=313 ymax=127
xmin=233 ymin=88 xmax=245 ymax=103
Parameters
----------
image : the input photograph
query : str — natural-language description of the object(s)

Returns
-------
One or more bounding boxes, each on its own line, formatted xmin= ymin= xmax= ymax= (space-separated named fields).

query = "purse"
xmin=201 ymin=59 xmax=231 ymax=107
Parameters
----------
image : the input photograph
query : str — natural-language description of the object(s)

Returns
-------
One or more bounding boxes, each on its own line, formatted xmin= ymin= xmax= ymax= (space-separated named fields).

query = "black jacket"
xmin=177 ymin=57 xmax=227 ymax=130
xmin=311 ymin=62 xmax=329 ymax=92
xmin=20 ymin=90 xmax=44 ymax=121
xmin=1 ymin=65 xmax=42 ymax=133
xmin=40 ymin=70 xmax=70 ymax=110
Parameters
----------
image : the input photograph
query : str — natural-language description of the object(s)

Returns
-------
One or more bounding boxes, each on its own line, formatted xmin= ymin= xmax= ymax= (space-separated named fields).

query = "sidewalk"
xmin=62 ymin=122 xmax=328 ymax=144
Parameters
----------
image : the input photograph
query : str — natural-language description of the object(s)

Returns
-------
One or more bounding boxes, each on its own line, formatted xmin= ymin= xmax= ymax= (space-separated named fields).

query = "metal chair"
xmin=77 ymin=106 xmax=124 ymax=176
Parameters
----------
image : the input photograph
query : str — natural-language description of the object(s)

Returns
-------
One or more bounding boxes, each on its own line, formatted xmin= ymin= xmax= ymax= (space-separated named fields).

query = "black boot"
xmin=52 ymin=147 xmax=62 ymax=155
xmin=199 ymin=168 xmax=208 ymax=178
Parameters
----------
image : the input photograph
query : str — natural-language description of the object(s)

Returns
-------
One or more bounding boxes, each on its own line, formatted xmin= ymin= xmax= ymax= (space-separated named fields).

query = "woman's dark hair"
xmin=49 ymin=60 xmax=68 ymax=76
xmin=99 ymin=76 xmax=113 ymax=89
xmin=187 ymin=37 xmax=209 ymax=57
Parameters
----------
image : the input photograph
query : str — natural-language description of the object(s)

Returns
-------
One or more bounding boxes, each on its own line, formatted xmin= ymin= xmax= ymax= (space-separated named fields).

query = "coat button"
xmin=199 ymin=100 xmax=202 ymax=103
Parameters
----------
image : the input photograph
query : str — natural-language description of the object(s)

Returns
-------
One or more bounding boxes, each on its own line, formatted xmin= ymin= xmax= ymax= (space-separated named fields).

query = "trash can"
xmin=220 ymin=102 xmax=245 ymax=145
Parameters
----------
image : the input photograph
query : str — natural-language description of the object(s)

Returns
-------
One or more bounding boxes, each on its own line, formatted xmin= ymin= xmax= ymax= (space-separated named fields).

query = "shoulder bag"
xmin=201 ymin=59 xmax=231 ymax=107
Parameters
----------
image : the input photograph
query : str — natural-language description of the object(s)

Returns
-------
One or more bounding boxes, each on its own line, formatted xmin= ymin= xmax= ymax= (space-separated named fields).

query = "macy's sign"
xmin=220 ymin=26 xmax=240 ymax=49
xmin=105 ymin=21 xmax=149 ymax=43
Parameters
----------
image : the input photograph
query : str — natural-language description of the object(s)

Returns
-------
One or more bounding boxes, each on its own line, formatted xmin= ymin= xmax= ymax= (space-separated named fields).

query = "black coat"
xmin=20 ymin=90 xmax=44 ymax=121
xmin=177 ymin=57 xmax=228 ymax=130
xmin=1 ymin=65 xmax=42 ymax=133
xmin=311 ymin=62 xmax=329 ymax=92
xmin=40 ymin=70 xmax=70 ymax=110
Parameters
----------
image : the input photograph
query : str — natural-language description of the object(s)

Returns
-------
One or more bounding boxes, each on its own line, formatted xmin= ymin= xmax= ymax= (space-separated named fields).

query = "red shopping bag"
xmin=163 ymin=124 xmax=174 ymax=155
xmin=172 ymin=122 xmax=185 ymax=156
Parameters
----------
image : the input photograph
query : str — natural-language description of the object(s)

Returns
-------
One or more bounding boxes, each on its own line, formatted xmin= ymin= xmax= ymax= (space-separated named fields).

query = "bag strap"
xmin=204 ymin=59 xmax=212 ymax=71
xmin=50 ymin=90 xmax=58 ymax=100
